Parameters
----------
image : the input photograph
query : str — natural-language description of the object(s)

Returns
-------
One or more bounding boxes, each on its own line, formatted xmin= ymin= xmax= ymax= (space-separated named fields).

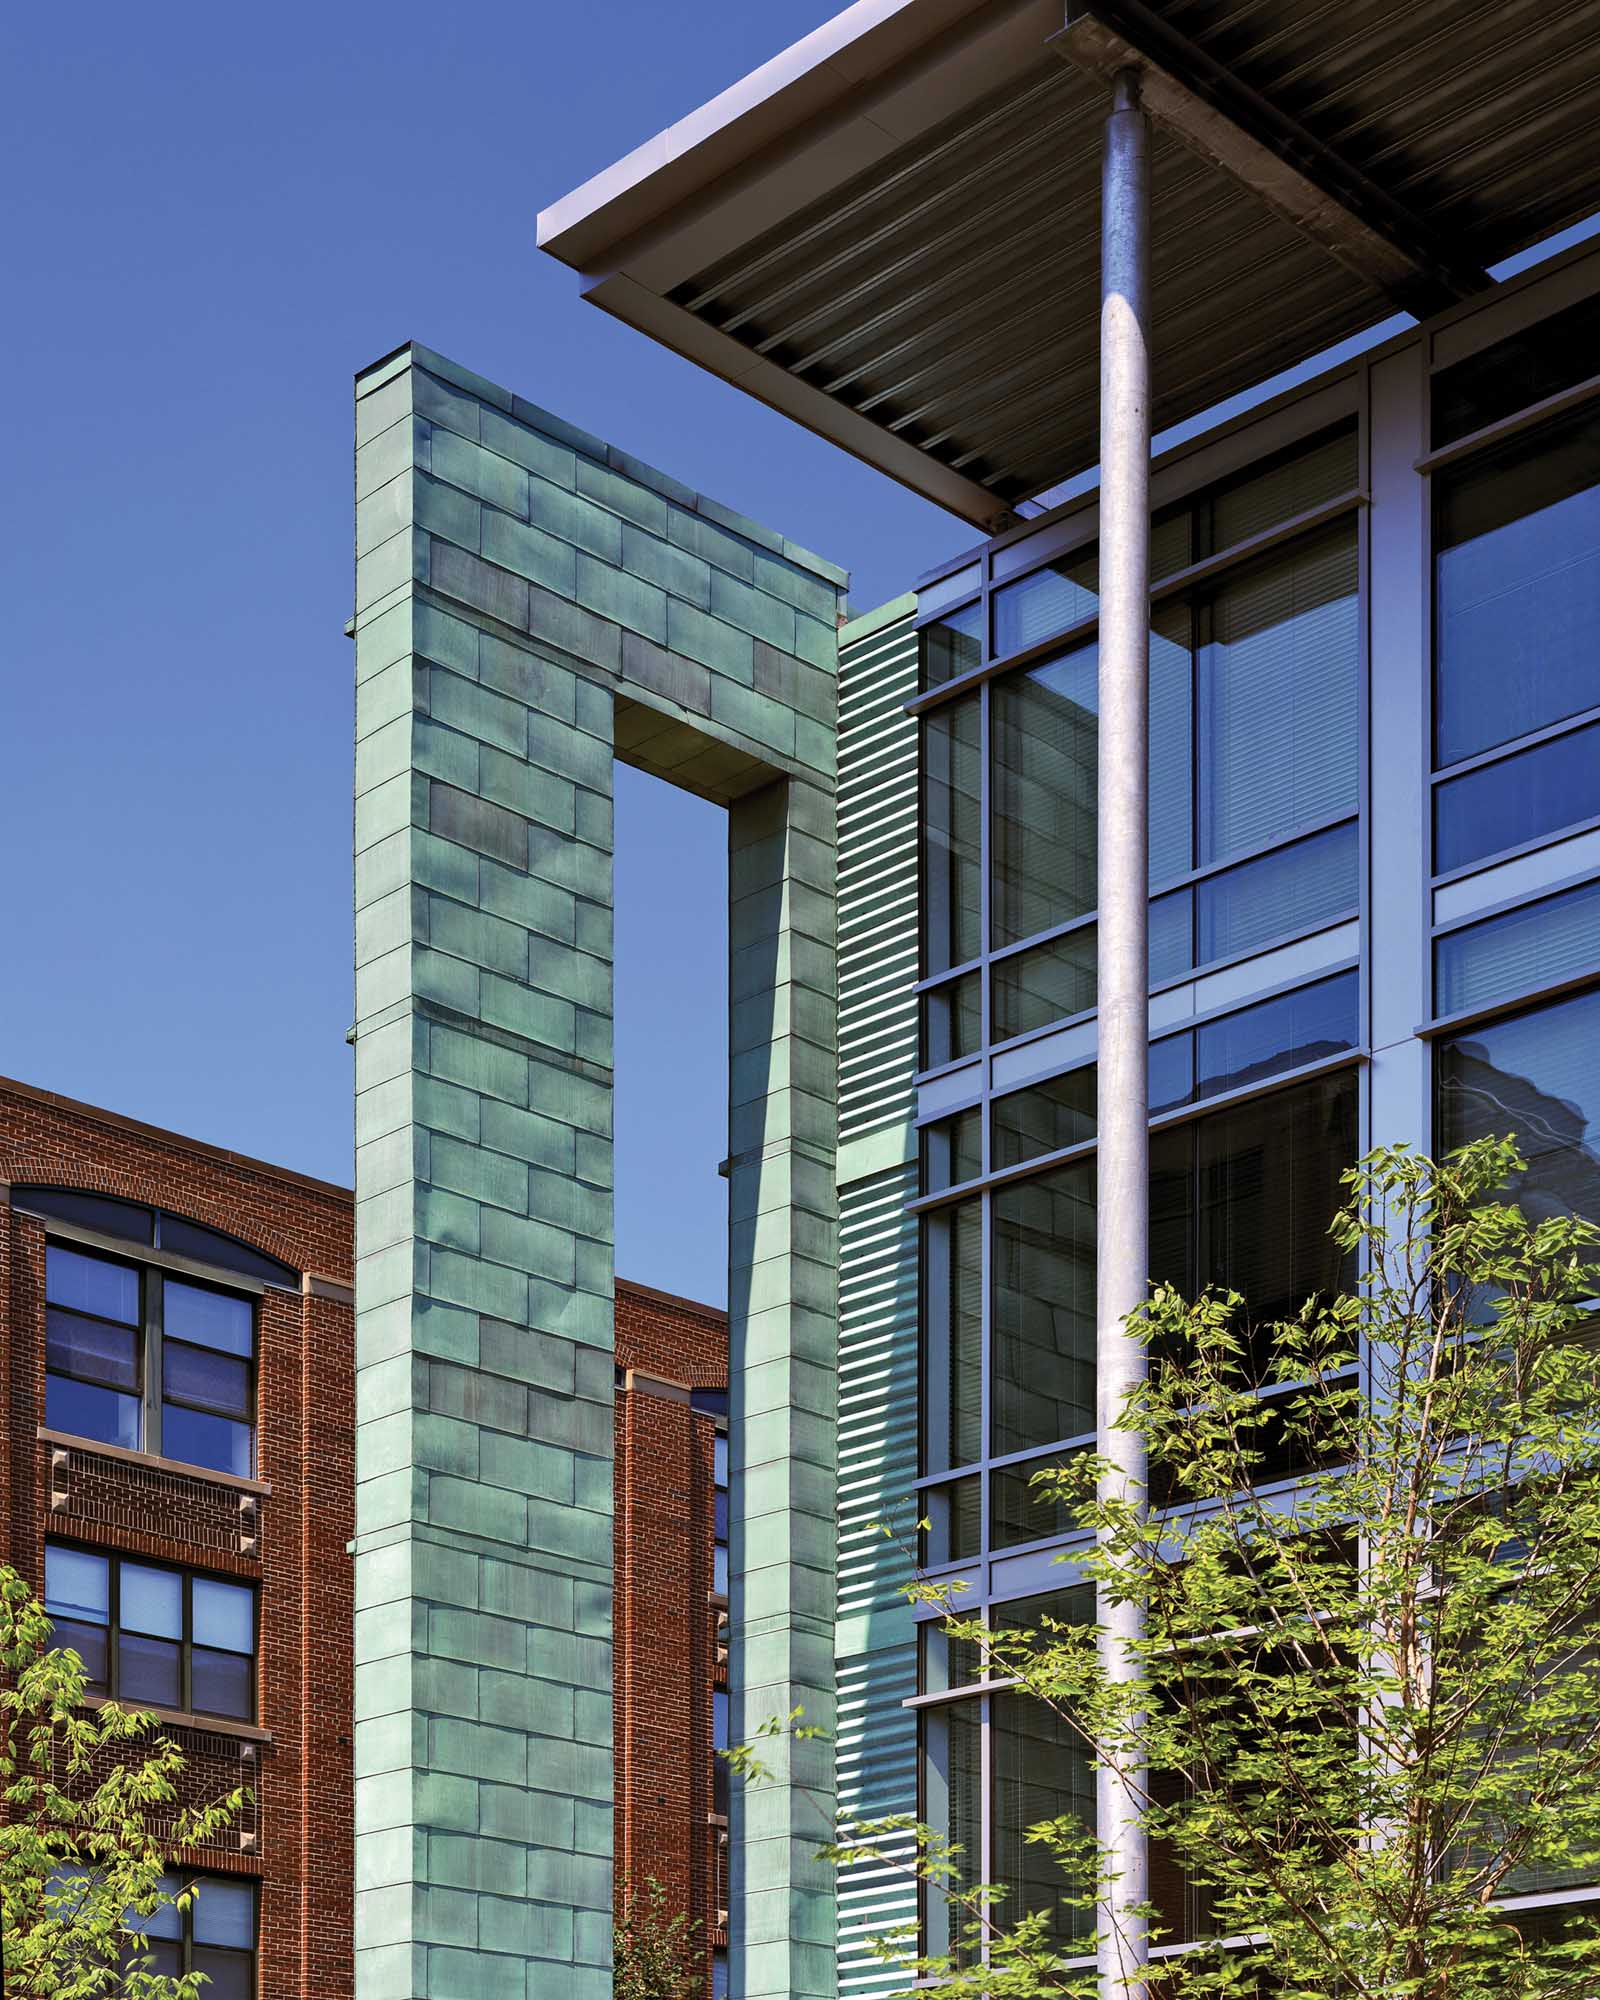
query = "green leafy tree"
xmin=0 ymin=1563 xmax=245 ymax=1998
xmin=819 ymin=1140 xmax=1600 ymax=1997
xmin=612 ymin=1873 xmax=704 ymax=2000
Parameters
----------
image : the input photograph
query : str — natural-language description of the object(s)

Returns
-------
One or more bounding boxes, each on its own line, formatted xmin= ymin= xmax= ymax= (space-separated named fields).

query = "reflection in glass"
xmin=923 ymin=970 xmax=982 ymax=1069
xmin=1148 ymin=1033 xmax=1195 ymax=1116
xmin=1435 ymin=878 xmax=1600 ymax=1016
xmin=993 ymin=550 xmax=1097 ymax=658
xmin=992 ymin=1455 xmax=1074 ymax=1550
xmin=1197 ymin=523 xmax=1358 ymax=864
xmin=1434 ymin=719 xmax=1600 ymax=873
xmin=1209 ymin=424 xmax=1359 ymax=548
xmin=993 ymin=1687 xmax=1093 ymax=1949
xmin=1435 ymin=411 xmax=1600 ymax=765
xmin=992 ymin=1162 xmax=1095 ymax=1458
xmin=1437 ymin=987 xmax=1600 ymax=1228
xmin=991 ymin=1069 xmax=1095 ymax=1171
xmin=922 ymin=601 xmax=984 ymax=687
xmin=1196 ymin=820 xmax=1358 ymax=967
xmin=922 ymin=1108 xmax=982 ymax=1193
xmin=164 ymin=1283 xmax=253 ymax=1357
xmin=992 ymin=645 xmax=1098 ymax=946
xmin=1149 ymin=887 xmax=1192 ymax=985
xmin=926 ymin=1200 xmax=982 ymax=1475
xmin=992 ymin=929 xmax=1097 ymax=1042
xmin=924 ymin=699 xmax=982 ymax=975
xmin=1195 ymin=971 xmax=1359 ymax=1099
xmin=1432 ymin=292 xmax=1600 ymax=448
xmin=46 ymin=1247 xmax=139 ymax=1325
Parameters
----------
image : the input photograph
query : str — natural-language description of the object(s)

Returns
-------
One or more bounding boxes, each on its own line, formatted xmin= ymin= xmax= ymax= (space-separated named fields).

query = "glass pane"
xmin=714 ymin=1488 xmax=729 ymax=1540
xmin=1432 ymin=292 xmax=1600 ymax=447
xmin=1195 ymin=971 xmax=1360 ymax=1100
xmin=118 ymin=1633 xmax=181 ymax=1709
xmin=1435 ymin=411 xmax=1600 ymax=765
xmin=191 ymin=1948 xmax=253 ymax=2000
xmin=46 ymin=1545 xmax=110 ymax=1622
xmin=192 ymin=1578 xmax=254 ymax=1655
xmin=1148 ymin=1033 xmax=1195 ymax=1116
xmin=993 ymin=1161 xmax=1096 ymax=1457
xmin=1435 ymin=878 xmax=1600 ymax=1016
xmin=991 ymin=1068 xmax=1095 ymax=1170
xmin=126 ymin=1940 xmax=184 ymax=1981
xmin=1438 ymin=987 xmax=1600 ymax=1227
xmin=922 ymin=969 xmax=981 ymax=1068
xmin=993 ymin=928 xmax=1097 ymax=1042
xmin=191 ymin=1648 xmax=252 ymax=1720
xmin=922 ymin=1475 xmax=981 ymax=1567
xmin=120 ymin=1565 xmax=183 ymax=1640
xmin=46 ymin=1309 xmax=139 ymax=1390
xmin=163 ymin=1282 xmax=253 ymax=1358
xmin=1209 ymin=423 xmax=1359 ymax=548
xmin=142 ymin=1875 xmax=185 ymax=1941
xmin=993 ymin=548 xmax=1097 ymax=657
xmin=45 ymin=1375 xmax=142 ymax=1451
xmin=713 ymin=1434 xmax=728 ymax=1486
xmin=164 ymin=1341 xmax=250 ymax=1419
xmin=921 ymin=1107 xmax=982 ymax=1193
xmin=50 ymin=1617 xmax=110 ymax=1692
xmin=1149 ymin=605 xmax=1194 ymax=885
xmin=993 ymin=1687 xmax=1093 ymax=1949
xmin=1149 ymin=887 xmax=1193 ymax=985
xmin=1196 ymin=820 xmax=1358 ymax=967
xmin=1197 ymin=523 xmax=1358 ymax=863
xmin=1435 ymin=719 xmax=1600 ymax=873
xmin=713 ymin=1544 xmax=729 ymax=1597
xmin=45 ymin=1247 xmax=139 ymax=1325
xmin=924 ymin=698 xmax=981 ymax=975
xmin=156 ymin=1214 xmax=296 ymax=1289
xmin=927 ymin=1698 xmax=984 ymax=1968
xmin=921 ymin=601 xmax=983 ymax=687
xmin=161 ymin=1406 xmax=253 ymax=1478
xmin=14 ymin=1188 xmax=153 ymax=1243
xmin=992 ymin=1455 xmax=1075 ymax=1550
xmin=926 ymin=1199 xmax=982 ymax=1474
xmin=993 ymin=644 xmax=1098 ymax=946
xmin=1192 ymin=1070 xmax=1359 ymax=1344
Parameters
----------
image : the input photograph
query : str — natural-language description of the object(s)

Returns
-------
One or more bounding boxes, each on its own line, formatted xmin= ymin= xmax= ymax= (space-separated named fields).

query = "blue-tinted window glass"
xmin=155 ymin=1215 xmax=296 ymax=1289
xmin=119 ymin=1632 xmax=181 ymax=1708
xmin=992 ymin=645 xmax=1098 ymax=945
xmin=46 ymin=1545 xmax=109 ymax=1623
xmin=1149 ymin=888 xmax=1192 ymax=986
xmin=15 ymin=1188 xmax=154 ymax=1243
xmin=124 ymin=1874 xmax=185 ymax=1942
xmin=163 ymin=1283 xmax=253 ymax=1358
xmin=46 ymin=1247 xmax=138 ymax=1325
xmin=191 ymin=1649 xmax=252 ymax=1719
xmin=1438 ymin=987 xmax=1600 ymax=1227
xmin=993 ymin=549 xmax=1097 ymax=657
xmin=713 ymin=1543 xmax=729 ymax=1597
xmin=921 ymin=600 xmax=984 ymax=687
xmin=1434 ymin=719 xmax=1600 ymax=873
xmin=47 ymin=1310 xmax=138 ymax=1390
xmin=192 ymin=1578 xmax=253 ymax=1655
xmin=192 ymin=1880 xmax=255 ymax=1950
xmin=1196 ymin=972 xmax=1360 ymax=1100
xmin=45 ymin=1376 xmax=141 ymax=1452
xmin=162 ymin=1406 xmax=252 ymax=1479
xmin=924 ymin=698 xmax=981 ymax=974
xmin=1149 ymin=607 xmax=1193 ymax=886
xmin=165 ymin=1343 xmax=249 ymax=1421
xmin=121 ymin=1565 xmax=182 ymax=1639
xmin=1148 ymin=1034 xmax=1195 ymax=1116
xmin=1435 ymin=879 xmax=1600 ymax=1017
xmin=991 ymin=1068 xmax=1097 ymax=1170
xmin=1435 ymin=412 xmax=1600 ymax=766
xmin=1197 ymin=821 xmax=1358 ymax=967
xmin=1197 ymin=524 xmax=1358 ymax=864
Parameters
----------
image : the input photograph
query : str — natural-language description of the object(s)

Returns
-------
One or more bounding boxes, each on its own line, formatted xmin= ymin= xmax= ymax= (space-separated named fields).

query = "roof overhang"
xmin=539 ymin=0 xmax=1600 ymax=531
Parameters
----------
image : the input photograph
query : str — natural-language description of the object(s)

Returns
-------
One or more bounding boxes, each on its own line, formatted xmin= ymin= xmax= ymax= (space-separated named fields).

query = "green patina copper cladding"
xmin=352 ymin=342 xmax=843 ymax=2000
xmin=831 ymin=600 xmax=922 ymax=1998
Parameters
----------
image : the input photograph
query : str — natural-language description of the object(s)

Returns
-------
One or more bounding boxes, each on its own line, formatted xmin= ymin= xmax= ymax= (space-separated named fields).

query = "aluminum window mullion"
xmin=146 ymin=1270 xmax=164 ymax=1460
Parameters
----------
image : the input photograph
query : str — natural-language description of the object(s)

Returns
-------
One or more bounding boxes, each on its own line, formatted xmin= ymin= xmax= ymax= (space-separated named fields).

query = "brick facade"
xmin=0 ymin=1076 xmax=355 ymax=2000
xmin=613 ymin=1279 xmax=729 ymax=1996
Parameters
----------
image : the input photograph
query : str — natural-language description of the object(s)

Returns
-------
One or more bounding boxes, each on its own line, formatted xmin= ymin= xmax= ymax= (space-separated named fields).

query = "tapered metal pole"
xmin=1095 ymin=64 xmax=1151 ymax=2000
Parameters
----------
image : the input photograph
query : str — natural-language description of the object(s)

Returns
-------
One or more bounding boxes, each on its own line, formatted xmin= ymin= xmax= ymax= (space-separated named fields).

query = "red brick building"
xmin=613 ymin=1279 xmax=730 ymax=2000
xmin=0 ymin=1075 xmax=355 ymax=2000
xmin=0 ymin=1075 xmax=731 ymax=1999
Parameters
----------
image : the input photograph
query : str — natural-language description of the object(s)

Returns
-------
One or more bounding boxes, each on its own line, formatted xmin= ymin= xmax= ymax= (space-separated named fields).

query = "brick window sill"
xmin=38 ymin=1426 xmax=272 ymax=1497
xmin=82 ymin=1694 xmax=271 ymax=1745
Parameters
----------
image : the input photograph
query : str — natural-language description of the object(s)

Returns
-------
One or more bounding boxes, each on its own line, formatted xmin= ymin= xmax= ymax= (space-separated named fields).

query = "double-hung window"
xmin=41 ymin=1241 xmax=258 ymax=1477
xmin=44 ymin=1543 xmax=257 ymax=1722
xmin=128 ymin=1875 xmax=258 ymax=2000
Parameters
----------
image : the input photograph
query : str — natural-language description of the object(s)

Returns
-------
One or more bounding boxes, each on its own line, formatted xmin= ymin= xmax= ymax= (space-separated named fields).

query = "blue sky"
xmin=0 ymin=2 xmax=965 ymax=1303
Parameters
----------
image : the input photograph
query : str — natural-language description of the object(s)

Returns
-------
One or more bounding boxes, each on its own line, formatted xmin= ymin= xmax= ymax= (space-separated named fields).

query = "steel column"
xmin=1094 ymin=65 xmax=1151 ymax=1997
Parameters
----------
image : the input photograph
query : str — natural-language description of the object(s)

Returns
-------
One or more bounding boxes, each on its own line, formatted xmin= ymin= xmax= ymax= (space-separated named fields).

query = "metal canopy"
xmin=538 ymin=0 xmax=1600 ymax=530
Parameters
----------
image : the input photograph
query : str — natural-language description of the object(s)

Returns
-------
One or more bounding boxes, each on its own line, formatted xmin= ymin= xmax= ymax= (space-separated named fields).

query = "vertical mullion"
xmin=146 ymin=1269 xmax=165 ymax=1460
xmin=181 ymin=1569 xmax=192 ymax=1716
xmin=978 ymin=678 xmax=993 ymax=1567
xmin=109 ymin=1554 xmax=121 ymax=1705
xmin=979 ymin=1685 xmax=994 ymax=1971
